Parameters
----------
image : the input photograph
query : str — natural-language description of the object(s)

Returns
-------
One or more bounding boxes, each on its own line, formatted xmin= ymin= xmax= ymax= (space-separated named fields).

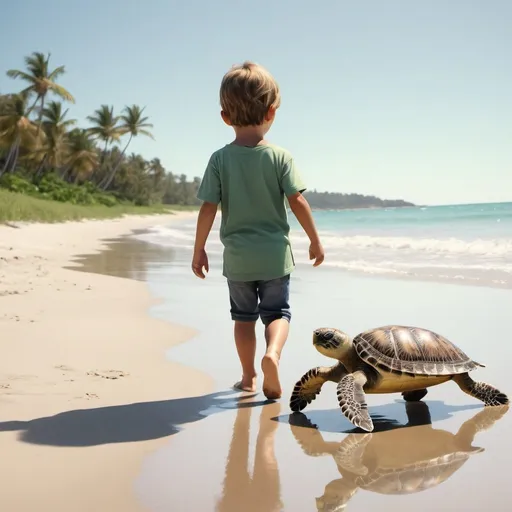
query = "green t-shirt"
xmin=197 ymin=143 xmax=306 ymax=282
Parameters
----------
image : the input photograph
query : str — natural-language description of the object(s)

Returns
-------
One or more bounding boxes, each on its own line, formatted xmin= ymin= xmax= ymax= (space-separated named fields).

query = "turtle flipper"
xmin=290 ymin=363 xmax=347 ymax=413
xmin=333 ymin=433 xmax=372 ymax=476
xmin=455 ymin=404 xmax=509 ymax=449
xmin=336 ymin=371 xmax=374 ymax=432
xmin=453 ymin=373 xmax=509 ymax=406
xmin=290 ymin=418 xmax=339 ymax=457
xmin=316 ymin=478 xmax=359 ymax=512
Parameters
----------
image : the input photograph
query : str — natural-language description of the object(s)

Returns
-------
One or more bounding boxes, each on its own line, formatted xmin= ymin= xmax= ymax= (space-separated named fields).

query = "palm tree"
xmin=0 ymin=94 xmax=15 ymax=116
xmin=6 ymin=52 xmax=74 ymax=135
xmin=63 ymin=128 xmax=98 ymax=183
xmin=100 ymin=104 xmax=154 ymax=190
xmin=0 ymin=92 xmax=42 ymax=176
xmin=34 ymin=101 xmax=77 ymax=174
xmin=86 ymin=104 xmax=120 ymax=181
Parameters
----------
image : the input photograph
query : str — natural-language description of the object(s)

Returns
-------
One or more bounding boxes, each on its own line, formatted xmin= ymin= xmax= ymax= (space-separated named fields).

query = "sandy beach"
xmin=0 ymin=212 xmax=213 ymax=512
xmin=1 ymin=212 xmax=512 ymax=511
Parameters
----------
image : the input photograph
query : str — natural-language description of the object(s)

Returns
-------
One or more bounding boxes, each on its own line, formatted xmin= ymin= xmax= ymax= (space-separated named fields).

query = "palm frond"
xmin=138 ymin=129 xmax=155 ymax=139
xmin=118 ymin=104 xmax=154 ymax=139
xmin=48 ymin=65 xmax=66 ymax=81
xmin=6 ymin=69 xmax=35 ymax=83
xmin=49 ymin=83 xmax=75 ymax=103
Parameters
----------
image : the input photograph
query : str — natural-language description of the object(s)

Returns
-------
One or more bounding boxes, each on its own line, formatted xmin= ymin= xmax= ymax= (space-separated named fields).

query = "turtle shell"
xmin=355 ymin=452 xmax=470 ymax=494
xmin=353 ymin=325 xmax=484 ymax=375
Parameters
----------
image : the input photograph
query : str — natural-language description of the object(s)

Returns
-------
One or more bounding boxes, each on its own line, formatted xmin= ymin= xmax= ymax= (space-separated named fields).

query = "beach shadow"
xmin=287 ymin=403 xmax=509 ymax=512
xmin=216 ymin=401 xmax=283 ymax=512
xmin=274 ymin=399 xmax=483 ymax=433
xmin=0 ymin=389 xmax=271 ymax=447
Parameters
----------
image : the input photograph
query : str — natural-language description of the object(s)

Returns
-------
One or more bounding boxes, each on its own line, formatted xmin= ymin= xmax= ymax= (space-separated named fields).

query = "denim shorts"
xmin=227 ymin=274 xmax=291 ymax=326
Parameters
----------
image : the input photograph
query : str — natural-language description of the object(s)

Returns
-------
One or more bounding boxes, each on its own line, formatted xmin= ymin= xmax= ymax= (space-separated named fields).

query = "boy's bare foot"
xmin=233 ymin=374 xmax=257 ymax=392
xmin=261 ymin=353 xmax=282 ymax=399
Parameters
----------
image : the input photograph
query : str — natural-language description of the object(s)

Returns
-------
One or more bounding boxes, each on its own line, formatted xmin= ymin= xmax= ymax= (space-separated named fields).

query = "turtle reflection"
xmin=290 ymin=402 xmax=508 ymax=512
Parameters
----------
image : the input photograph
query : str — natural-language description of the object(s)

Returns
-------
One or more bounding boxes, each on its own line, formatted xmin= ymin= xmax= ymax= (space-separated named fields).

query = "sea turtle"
xmin=289 ymin=325 xmax=509 ymax=432
xmin=290 ymin=403 xmax=508 ymax=512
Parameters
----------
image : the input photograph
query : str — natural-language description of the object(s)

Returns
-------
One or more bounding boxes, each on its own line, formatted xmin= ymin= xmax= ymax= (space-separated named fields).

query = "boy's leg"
xmin=258 ymin=275 xmax=292 ymax=399
xmin=234 ymin=322 xmax=257 ymax=390
xmin=227 ymin=280 xmax=259 ymax=391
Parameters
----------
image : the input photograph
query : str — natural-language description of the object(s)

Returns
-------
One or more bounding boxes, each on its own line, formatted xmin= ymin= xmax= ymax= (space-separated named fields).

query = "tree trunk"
xmin=100 ymin=134 xmax=132 ymax=190
xmin=8 ymin=139 xmax=21 ymax=173
xmin=34 ymin=153 xmax=48 ymax=179
xmin=90 ymin=139 xmax=109 ymax=184
xmin=60 ymin=163 xmax=72 ymax=181
xmin=35 ymin=94 xmax=46 ymax=137
xmin=26 ymin=94 xmax=41 ymax=117
xmin=0 ymin=143 xmax=17 ymax=177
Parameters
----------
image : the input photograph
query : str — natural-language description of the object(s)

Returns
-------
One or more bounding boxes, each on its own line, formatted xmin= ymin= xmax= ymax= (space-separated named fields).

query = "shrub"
xmin=0 ymin=172 xmax=119 ymax=207
xmin=0 ymin=174 xmax=39 ymax=195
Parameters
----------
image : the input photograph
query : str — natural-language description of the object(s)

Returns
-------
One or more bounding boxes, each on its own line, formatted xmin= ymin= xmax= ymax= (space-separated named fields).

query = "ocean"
xmin=134 ymin=201 xmax=512 ymax=289
xmin=117 ymin=203 xmax=512 ymax=511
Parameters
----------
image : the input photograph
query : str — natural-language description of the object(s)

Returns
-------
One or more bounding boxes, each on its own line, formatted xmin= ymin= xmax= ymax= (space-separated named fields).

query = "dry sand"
xmin=0 ymin=212 xmax=212 ymax=512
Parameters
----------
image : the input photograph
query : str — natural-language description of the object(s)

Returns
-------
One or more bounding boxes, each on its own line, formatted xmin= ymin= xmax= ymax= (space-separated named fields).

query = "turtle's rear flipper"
xmin=337 ymin=371 xmax=374 ymax=432
xmin=453 ymin=373 xmax=509 ymax=406
xmin=333 ymin=433 xmax=372 ymax=476
xmin=455 ymin=404 xmax=509 ymax=450
xmin=402 ymin=388 xmax=428 ymax=402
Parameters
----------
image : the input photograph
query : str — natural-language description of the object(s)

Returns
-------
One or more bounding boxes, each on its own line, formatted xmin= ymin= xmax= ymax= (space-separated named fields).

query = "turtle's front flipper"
xmin=333 ymin=433 xmax=372 ymax=476
xmin=336 ymin=371 xmax=374 ymax=432
xmin=290 ymin=419 xmax=339 ymax=457
xmin=453 ymin=373 xmax=509 ymax=406
xmin=290 ymin=362 xmax=347 ymax=412
xmin=316 ymin=478 xmax=359 ymax=512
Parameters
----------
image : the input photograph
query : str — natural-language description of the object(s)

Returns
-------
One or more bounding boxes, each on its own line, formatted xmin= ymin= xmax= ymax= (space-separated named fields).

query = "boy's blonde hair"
xmin=220 ymin=61 xmax=281 ymax=127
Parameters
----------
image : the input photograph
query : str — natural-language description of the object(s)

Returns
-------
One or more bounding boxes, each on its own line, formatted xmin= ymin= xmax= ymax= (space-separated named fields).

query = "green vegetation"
xmin=304 ymin=190 xmax=415 ymax=209
xmin=1 ymin=51 xmax=414 ymax=221
xmin=0 ymin=188 xmax=173 ymax=223
xmin=0 ymin=51 xmax=201 ymax=223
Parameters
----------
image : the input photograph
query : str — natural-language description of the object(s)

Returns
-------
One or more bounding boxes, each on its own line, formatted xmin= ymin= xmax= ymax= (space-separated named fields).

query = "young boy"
xmin=192 ymin=61 xmax=324 ymax=400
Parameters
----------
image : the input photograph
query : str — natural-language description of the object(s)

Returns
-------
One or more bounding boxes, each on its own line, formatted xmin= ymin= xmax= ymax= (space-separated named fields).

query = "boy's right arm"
xmin=279 ymin=156 xmax=324 ymax=267
xmin=288 ymin=192 xmax=324 ymax=267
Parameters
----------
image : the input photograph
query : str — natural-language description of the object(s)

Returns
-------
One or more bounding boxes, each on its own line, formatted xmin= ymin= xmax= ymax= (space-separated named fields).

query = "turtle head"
xmin=313 ymin=328 xmax=352 ymax=360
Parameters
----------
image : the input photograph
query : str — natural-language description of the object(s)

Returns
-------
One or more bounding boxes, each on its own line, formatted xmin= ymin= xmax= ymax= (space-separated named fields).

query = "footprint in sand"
xmin=71 ymin=392 xmax=99 ymax=401
xmin=55 ymin=364 xmax=74 ymax=372
xmin=86 ymin=370 xmax=129 ymax=380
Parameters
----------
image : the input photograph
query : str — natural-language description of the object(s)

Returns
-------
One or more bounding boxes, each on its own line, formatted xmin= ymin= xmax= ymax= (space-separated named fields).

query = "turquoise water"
xmin=297 ymin=202 xmax=512 ymax=237
xmin=135 ymin=202 xmax=512 ymax=289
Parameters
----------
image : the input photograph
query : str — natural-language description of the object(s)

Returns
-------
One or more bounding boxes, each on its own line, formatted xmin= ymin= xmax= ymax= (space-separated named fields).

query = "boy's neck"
xmin=232 ymin=125 xmax=270 ymax=147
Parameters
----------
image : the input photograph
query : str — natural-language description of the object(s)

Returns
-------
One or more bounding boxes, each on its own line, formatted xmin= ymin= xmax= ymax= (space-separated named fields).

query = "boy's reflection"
xmin=216 ymin=402 xmax=283 ymax=512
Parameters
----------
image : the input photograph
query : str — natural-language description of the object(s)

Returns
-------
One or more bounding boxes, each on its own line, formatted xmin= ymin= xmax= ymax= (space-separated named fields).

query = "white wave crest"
xmin=290 ymin=232 xmax=512 ymax=258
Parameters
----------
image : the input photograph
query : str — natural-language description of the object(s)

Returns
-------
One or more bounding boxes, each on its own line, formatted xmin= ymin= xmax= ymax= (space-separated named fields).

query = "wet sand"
xmin=67 ymin=231 xmax=512 ymax=511
xmin=0 ymin=212 xmax=213 ymax=512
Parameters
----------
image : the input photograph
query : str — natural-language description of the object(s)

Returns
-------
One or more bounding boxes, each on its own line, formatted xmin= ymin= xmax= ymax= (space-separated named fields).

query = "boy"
xmin=192 ymin=61 xmax=324 ymax=400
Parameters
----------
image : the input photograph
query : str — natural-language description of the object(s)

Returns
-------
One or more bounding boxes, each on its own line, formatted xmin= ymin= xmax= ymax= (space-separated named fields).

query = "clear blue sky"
xmin=2 ymin=0 xmax=511 ymax=205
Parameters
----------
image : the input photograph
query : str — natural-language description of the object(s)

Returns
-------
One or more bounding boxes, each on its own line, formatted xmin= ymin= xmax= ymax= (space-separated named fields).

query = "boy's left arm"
xmin=192 ymin=202 xmax=218 ymax=278
xmin=192 ymin=155 xmax=221 ymax=279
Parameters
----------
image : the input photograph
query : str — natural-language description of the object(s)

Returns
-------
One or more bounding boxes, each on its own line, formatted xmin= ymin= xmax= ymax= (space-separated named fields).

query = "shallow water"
xmin=134 ymin=203 xmax=512 ymax=289
xmin=73 ymin=230 xmax=512 ymax=511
